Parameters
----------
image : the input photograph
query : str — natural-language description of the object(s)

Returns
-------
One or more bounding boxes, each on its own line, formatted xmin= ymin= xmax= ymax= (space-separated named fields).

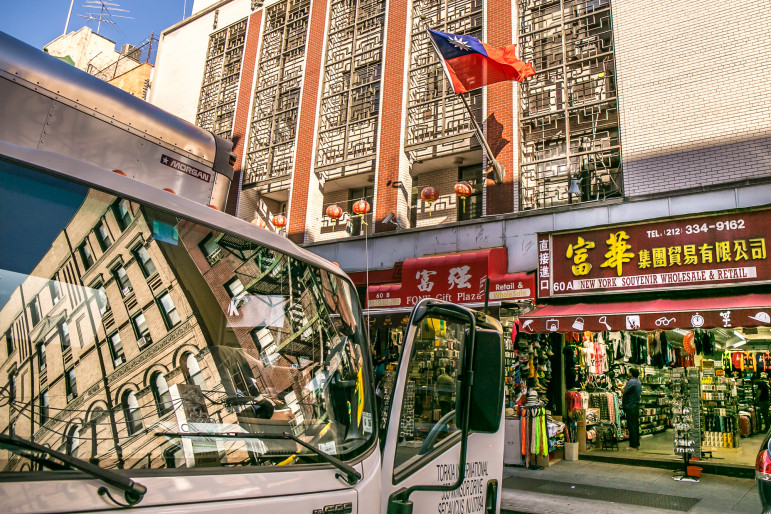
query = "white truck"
xmin=0 ymin=31 xmax=505 ymax=513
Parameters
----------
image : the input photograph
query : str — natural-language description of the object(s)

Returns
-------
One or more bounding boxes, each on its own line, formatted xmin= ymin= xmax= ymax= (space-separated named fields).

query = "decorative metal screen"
xmin=518 ymin=0 xmax=622 ymax=210
xmin=406 ymin=0 xmax=483 ymax=161
xmin=243 ymin=0 xmax=311 ymax=192
xmin=196 ymin=19 xmax=248 ymax=139
xmin=315 ymin=0 xmax=386 ymax=181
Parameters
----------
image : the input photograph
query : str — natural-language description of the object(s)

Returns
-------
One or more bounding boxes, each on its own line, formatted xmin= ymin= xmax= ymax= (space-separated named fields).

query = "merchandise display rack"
xmin=671 ymin=367 xmax=702 ymax=481
xmin=639 ymin=367 xmax=671 ymax=436
xmin=701 ymin=367 xmax=741 ymax=449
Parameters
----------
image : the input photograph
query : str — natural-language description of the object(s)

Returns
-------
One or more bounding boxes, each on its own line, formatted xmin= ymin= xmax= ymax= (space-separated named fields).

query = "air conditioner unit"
xmin=137 ymin=336 xmax=148 ymax=348
xmin=121 ymin=286 xmax=133 ymax=296
xmin=66 ymin=393 xmax=75 ymax=402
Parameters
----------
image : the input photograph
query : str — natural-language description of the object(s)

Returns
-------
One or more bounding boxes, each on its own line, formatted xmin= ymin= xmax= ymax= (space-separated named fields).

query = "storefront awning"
xmin=517 ymin=293 xmax=771 ymax=333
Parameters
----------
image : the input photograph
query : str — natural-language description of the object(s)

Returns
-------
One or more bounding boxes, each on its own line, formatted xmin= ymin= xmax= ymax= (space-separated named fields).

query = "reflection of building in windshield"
xmin=174 ymin=220 xmax=365 ymax=442
xmin=0 ymin=191 xmax=231 ymax=469
xmin=1 ymin=186 xmax=369 ymax=472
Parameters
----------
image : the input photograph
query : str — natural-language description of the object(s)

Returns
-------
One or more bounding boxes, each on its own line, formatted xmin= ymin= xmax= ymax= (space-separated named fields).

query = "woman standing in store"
xmin=621 ymin=368 xmax=642 ymax=450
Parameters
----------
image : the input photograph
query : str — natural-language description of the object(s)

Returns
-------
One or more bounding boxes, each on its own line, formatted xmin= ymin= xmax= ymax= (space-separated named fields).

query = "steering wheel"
xmin=418 ymin=410 xmax=456 ymax=455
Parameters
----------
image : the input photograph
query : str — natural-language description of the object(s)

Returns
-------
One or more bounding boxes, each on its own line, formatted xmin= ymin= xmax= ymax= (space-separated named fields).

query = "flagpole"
xmin=424 ymin=26 xmax=505 ymax=184
xmin=457 ymin=93 xmax=505 ymax=184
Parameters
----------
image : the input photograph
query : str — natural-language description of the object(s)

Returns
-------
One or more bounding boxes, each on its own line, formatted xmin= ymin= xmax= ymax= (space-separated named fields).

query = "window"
xmin=393 ymin=315 xmax=465 ymax=478
xmin=457 ymin=164 xmax=483 ymax=221
xmin=152 ymin=372 xmax=172 ymax=416
xmin=49 ymin=278 xmax=62 ymax=306
xmin=8 ymin=371 xmax=16 ymax=401
xmin=133 ymin=245 xmax=157 ymax=277
xmin=348 ymin=187 xmax=373 ymax=236
xmin=182 ymin=353 xmax=205 ymax=388
xmin=5 ymin=329 xmax=13 ymax=356
xmin=199 ymin=233 xmax=222 ymax=265
xmin=113 ymin=265 xmax=132 ymax=296
xmin=113 ymin=199 xmax=132 ymax=230
xmin=132 ymin=313 xmax=151 ymax=347
xmin=158 ymin=292 xmax=181 ymax=329
xmin=225 ymin=277 xmax=245 ymax=298
xmin=59 ymin=321 xmax=71 ymax=349
xmin=94 ymin=282 xmax=109 ymax=314
xmin=29 ymin=296 xmax=41 ymax=326
xmin=79 ymin=242 xmax=95 ymax=270
xmin=95 ymin=220 xmax=113 ymax=251
xmin=65 ymin=368 xmax=78 ymax=402
xmin=37 ymin=342 xmax=46 ymax=371
xmin=122 ymin=391 xmax=143 ymax=435
xmin=66 ymin=426 xmax=79 ymax=456
xmin=108 ymin=332 xmax=126 ymax=367
xmin=40 ymin=389 xmax=49 ymax=423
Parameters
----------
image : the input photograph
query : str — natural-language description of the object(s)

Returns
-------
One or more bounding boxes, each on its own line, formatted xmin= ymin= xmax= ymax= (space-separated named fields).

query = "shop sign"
xmin=538 ymin=208 xmax=770 ymax=297
xmin=367 ymin=248 xmax=534 ymax=309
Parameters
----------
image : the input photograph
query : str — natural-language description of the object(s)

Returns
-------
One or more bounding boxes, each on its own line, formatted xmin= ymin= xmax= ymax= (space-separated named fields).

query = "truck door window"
xmin=393 ymin=315 xmax=465 ymax=476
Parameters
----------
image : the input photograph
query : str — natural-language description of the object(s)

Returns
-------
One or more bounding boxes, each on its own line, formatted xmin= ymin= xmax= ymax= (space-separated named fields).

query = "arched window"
xmin=122 ymin=391 xmax=142 ymax=435
xmin=152 ymin=372 xmax=172 ymax=416
xmin=65 ymin=426 xmax=79 ymax=456
xmin=88 ymin=408 xmax=104 ymax=464
xmin=183 ymin=353 xmax=205 ymax=388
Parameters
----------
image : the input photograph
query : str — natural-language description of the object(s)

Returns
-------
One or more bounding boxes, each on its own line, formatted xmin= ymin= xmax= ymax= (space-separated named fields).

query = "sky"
xmin=0 ymin=0 xmax=194 ymax=62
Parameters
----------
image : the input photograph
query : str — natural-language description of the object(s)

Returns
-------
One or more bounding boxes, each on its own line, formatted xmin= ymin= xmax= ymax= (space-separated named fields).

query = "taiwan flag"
xmin=428 ymin=29 xmax=535 ymax=94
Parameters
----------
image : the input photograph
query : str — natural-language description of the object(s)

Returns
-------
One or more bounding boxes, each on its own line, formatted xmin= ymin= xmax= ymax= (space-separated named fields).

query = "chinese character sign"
xmin=540 ymin=208 xmax=771 ymax=297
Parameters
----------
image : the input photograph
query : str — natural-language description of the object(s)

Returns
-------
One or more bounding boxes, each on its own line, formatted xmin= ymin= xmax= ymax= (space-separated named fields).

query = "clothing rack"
xmin=520 ymin=404 xmax=547 ymax=469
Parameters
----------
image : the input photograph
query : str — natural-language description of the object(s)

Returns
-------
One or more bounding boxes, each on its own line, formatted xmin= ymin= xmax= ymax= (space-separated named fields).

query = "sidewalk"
xmin=501 ymin=459 xmax=761 ymax=513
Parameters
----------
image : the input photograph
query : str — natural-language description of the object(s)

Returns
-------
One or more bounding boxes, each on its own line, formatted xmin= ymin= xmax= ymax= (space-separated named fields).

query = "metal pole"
xmin=64 ymin=0 xmax=76 ymax=35
xmin=457 ymin=93 xmax=505 ymax=184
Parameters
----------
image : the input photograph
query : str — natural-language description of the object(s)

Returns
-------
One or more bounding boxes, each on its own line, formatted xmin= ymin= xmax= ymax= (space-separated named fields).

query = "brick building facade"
xmin=148 ymin=0 xmax=771 ymax=299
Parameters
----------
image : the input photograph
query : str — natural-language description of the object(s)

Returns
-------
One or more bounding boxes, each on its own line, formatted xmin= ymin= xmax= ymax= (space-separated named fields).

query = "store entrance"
xmin=559 ymin=327 xmax=771 ymax=471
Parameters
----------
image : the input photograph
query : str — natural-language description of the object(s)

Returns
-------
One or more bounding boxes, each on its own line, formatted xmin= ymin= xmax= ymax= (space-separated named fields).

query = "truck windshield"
xmin=0 ymin=158 xmax=375 ymax=472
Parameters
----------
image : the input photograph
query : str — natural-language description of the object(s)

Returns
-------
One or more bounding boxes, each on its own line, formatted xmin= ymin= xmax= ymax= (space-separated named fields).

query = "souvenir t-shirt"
xmin=731 ymin=351 xmax=744 ymax=372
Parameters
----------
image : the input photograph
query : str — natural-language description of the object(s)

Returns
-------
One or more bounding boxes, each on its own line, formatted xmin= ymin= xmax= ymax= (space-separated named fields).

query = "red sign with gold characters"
xmin=538 ymin=208 xmax=770 ymax=298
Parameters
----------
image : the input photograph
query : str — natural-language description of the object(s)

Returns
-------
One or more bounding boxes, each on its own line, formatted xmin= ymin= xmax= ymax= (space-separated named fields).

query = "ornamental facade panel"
xmin=244 ymin=0 xmax=311 ymax=193
xmin=518 ymin=0 xmax=622 ymax=210
xmin=195 ymin=19 xmax=248 ymax=139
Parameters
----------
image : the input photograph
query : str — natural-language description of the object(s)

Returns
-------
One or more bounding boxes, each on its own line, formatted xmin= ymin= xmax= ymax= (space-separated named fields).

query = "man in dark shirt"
xmin=758 ymin=375 xmax=770 ymax=432
xmin=622 ymin=368 xmax=642 ymax=450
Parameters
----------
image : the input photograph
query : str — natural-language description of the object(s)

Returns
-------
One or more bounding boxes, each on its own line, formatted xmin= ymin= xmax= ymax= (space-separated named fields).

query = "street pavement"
xmin=501 ymin=459 xmax=761 ymax=513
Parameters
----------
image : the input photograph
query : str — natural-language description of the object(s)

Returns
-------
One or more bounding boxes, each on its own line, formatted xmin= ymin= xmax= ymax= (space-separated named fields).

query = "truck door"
xmin=379 ymin=300 xmax=504 ymax=514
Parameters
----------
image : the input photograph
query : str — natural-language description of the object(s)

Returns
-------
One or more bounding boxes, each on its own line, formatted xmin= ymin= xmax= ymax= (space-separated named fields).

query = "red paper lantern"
xmin=272 ymin=214 xmax=287 ymax=229
xmin=420 ymin=186 xmax=439 ymax=216
xmin=454 ymin=181 xmax=473 ymax=213
xmin=326 ymin=204 xmax=343 ymax=231
xmin=352 ymin=199 xmax=371 ymax=225
xmin=251 ymin=218 xmax=267 ymax=229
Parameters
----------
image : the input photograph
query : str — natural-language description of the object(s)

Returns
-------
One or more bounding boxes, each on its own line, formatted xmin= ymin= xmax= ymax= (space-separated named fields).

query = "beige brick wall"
xmin=613 ymin=0 xmax=771 ymax=197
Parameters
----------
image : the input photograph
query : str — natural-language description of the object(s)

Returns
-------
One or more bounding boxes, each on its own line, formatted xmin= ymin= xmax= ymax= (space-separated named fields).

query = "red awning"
xmin=517 ymin=294 xmax=771 ymax=333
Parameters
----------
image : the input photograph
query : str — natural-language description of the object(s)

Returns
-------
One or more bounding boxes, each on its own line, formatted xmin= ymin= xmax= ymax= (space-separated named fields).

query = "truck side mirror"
xmin=467 ymin=327 xmax=504 ymax=433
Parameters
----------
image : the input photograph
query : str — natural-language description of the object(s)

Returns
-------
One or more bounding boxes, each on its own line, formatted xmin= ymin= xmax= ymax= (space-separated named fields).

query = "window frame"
xmin=40 ymin=389 xmax=49 ymax=423
xmin=95 ymin=219 xmax=113 ymax=251
xmin=29 ymin=296 xmax=41 ymax=327
xmin=152 ymin=372 xmax=173 ymax=416
xmin=59 ymin=320 xmax=71 ymax=349
xmin=132 ymin=312 xmax=151 ymax=347
xmin=49 ymin=278 xmax=62 ymax=306
xmin=108 ymin=331 xmax=126 ymax=367
xmin=37 ymin=341 xmax=47 ymax=371
xmin=113 ymin=198 xmax=133 ymax=230
xmin=113 ymin=264 xmax=133 ymax=297
xmin=79 ymin=241 xmax=95 ymax=270
xmin=122 ymin=391 xmax=143 ymax=436
xmin=65 ymin=368 xmax=78 ymax=402
xmin=157 ymin=292 xmax=181 ymax=329
xmin=133 ymin=243 xmax=158 ymax=277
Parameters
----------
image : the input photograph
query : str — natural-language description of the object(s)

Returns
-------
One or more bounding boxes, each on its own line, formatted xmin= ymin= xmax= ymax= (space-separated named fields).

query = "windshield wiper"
xmin=0 ymin=434 xmax=147 ymax=506
xmin=157 ymin=431 xmax=362 ymax=485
